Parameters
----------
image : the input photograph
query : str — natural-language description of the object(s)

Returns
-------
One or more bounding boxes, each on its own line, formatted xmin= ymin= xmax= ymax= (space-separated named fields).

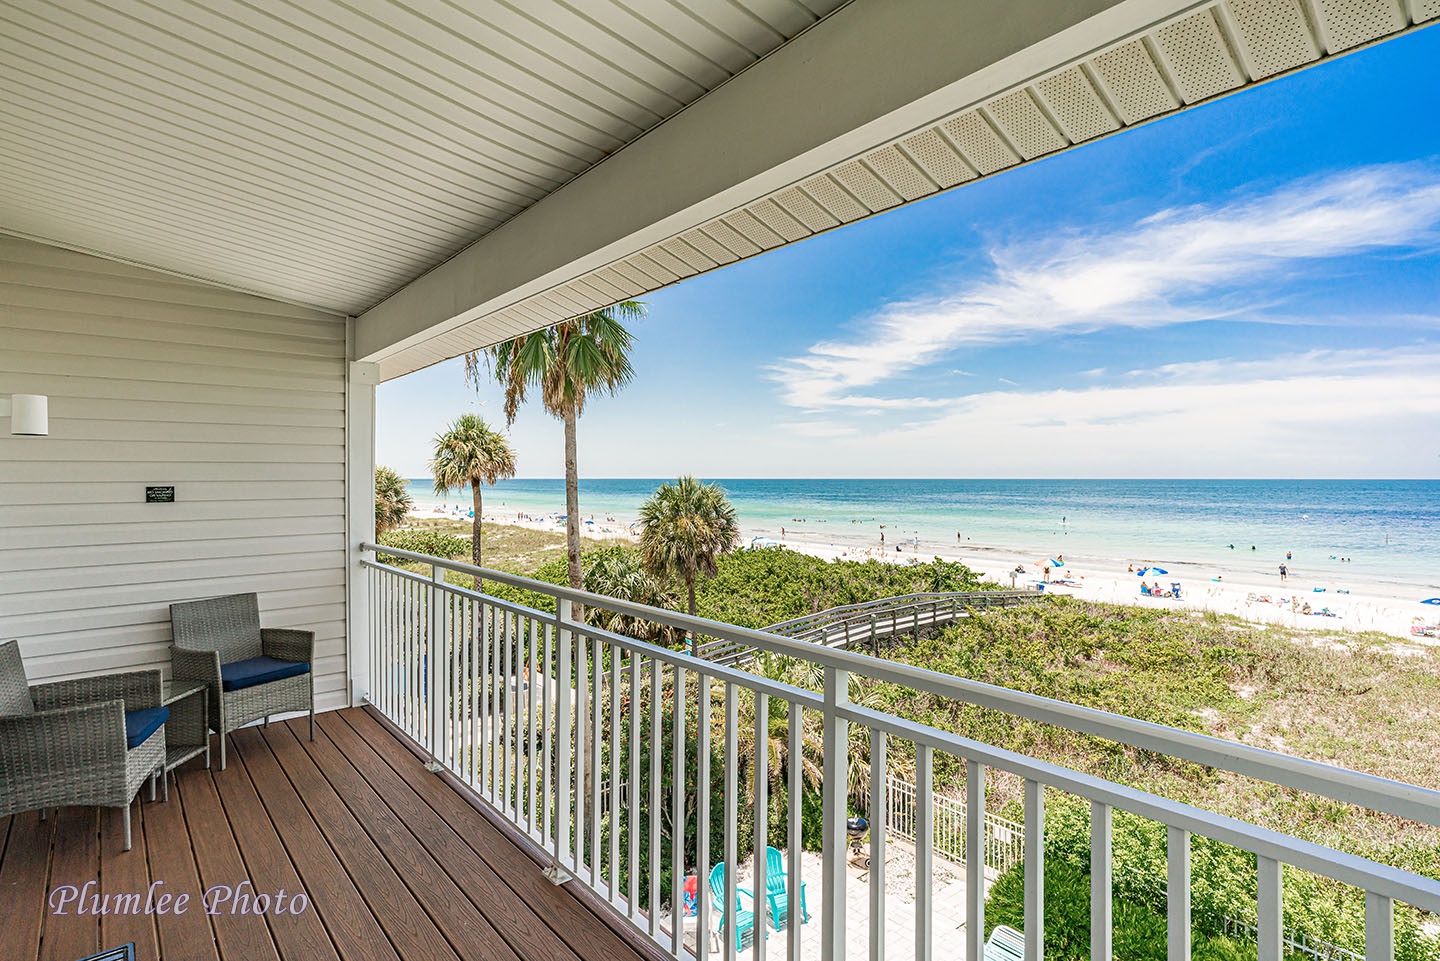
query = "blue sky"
xmin=378 ymin=27 xmax=1440 ymax=479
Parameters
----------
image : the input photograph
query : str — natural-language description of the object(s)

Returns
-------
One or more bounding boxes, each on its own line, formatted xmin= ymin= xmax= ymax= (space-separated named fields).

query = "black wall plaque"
xmin=145 ymin=486 xmax=175 ymax=503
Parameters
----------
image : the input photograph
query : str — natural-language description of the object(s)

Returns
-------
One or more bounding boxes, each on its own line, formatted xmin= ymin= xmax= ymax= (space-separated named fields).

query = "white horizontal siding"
xmin=0 ymin=236 xmax=351 ymax=711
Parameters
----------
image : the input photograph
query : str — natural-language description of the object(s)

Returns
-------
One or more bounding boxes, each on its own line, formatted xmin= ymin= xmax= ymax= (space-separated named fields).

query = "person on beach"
xmin=1279 ymin=563 xmax=1288 ymax=582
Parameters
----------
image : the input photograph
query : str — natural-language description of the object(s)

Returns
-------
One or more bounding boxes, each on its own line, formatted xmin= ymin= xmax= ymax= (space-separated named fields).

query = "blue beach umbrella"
xmin=1137 ymin=567 xmax=1168 ymax=577
xmin=1422 ymin=598 xmax=1440 ymax=605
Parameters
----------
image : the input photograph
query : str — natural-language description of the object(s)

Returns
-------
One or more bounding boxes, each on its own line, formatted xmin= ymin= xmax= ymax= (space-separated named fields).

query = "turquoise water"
xmin=406 ymin=478 xmax=1438 ymax=588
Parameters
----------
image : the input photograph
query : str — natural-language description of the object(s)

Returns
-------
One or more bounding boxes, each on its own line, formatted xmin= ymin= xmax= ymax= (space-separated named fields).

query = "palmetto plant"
xmin=638 ymin=476 xmax=741 ymax=651
xmin=582 ymin=547 xmax=683 ymax=646
xmin=428 ymin=414 xmax=517 ymax=579
xmin=473 ymin=302 xmax=645 ymax=609
xmin=374 ymin=465 xmax=413 ymax=535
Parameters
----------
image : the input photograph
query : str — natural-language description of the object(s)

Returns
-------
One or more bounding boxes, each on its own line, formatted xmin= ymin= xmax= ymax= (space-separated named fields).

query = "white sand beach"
xmin=411 ymin=505 xmax=1435 ymax=643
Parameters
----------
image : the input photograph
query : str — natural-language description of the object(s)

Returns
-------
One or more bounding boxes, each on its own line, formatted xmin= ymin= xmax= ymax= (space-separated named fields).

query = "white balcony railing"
xmin=359 ymin=543 xmax=1440 ymax=961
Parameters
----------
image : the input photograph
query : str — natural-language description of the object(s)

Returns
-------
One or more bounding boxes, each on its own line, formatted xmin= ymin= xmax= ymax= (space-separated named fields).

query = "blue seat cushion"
xmin=124 ymin=706 xmax=168 ymax=750
xmin=221 ymin=655 xmax=310 ymax=692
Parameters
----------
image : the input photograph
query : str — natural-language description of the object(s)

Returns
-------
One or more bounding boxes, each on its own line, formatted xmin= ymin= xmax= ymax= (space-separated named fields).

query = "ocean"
xmin=404 ymin=478 xmax=1438 ymax=588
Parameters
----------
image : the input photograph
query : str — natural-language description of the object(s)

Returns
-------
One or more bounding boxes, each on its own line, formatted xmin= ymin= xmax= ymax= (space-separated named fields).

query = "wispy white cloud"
xmin=763 ymin=347 xmax=1440 ymax=477
xmin=771 ymin=164 xmax=1440 ymax=411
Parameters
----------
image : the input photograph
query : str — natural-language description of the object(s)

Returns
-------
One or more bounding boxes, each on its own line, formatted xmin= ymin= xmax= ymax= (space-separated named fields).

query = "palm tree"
xmin=638 ymin=476 xmax=741 ymax=650
xmin=473 ymin=302 xmax=645 ymax=609
xmin=374 ymin=465 xmax=413 ymax=535
xmin=428 ymin=414 xmax=517 ymax=579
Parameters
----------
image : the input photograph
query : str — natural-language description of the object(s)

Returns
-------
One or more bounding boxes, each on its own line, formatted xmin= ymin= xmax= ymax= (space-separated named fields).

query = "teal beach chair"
xmin=709 ymin=863 xmax=763 ymax=950
xmin=763 ymin=846 xmax=810 ymax=929
xmin=984 ymin=924 xmax=1026 ymax=961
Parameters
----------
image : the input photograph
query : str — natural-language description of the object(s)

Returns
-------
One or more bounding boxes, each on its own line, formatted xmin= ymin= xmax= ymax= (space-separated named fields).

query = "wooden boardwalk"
xmin=0 ymin=707 xmax=654 ymax=961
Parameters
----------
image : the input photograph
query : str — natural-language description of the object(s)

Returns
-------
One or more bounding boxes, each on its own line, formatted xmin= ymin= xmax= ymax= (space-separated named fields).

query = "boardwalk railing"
xmin=360 ymin=543 xmax=1440 ymax=961
xmin=878 ymin=773 xmax=1026 ymax=877
xmin=699 ymin=590 xmax=1040 ymax=665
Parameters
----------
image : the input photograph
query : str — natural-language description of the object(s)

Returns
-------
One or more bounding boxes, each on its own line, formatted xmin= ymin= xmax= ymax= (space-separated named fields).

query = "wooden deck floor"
xmin=0 ymin=707 xmax=653 ymax=961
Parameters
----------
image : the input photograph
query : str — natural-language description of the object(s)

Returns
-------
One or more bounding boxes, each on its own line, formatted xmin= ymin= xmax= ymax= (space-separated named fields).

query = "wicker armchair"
xmin=169 ymin=593 xmax=314 ymax=770
xmin=0 ymin=640 xmax=167 ymax=851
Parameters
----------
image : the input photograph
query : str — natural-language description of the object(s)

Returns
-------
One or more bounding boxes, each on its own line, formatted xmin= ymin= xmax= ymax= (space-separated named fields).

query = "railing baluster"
xmin=966 ymin=761 xmax=985 ymax=961
xmin=541 ymin=617 xmax=554 ymax=848
xmin=1366 ymin=893 xmax=1394 ymax=961
xmin=480 ymin=601 xmax=492 ymax=795
xmin=556 ymin=598 xmax=573 ymax=871
xmin=528 ymin=617 xmax=539 ymax=833
xmin=1091 ymin=801 xmax=1112 ymax=961
xmin=724 ymin=680 xmax=739 ymax=961
xmin=822 ymin=665 xmax=848 ymax=961
xmin=649 ymin=657 xmax=662 ymax=938
xmin=591 ymin=635 xmax=603 ymax=887
xmin=627 ymin=652 xmax=641 ymax=917
xmin=503 ymin=611 xmax=514 ymax=812
xmin=870 ymin=730 xmax=887 ymax=961
xmin=1167 ymin=826 xmax=1191 ymax=961
xmin=753 ymin=692 xmax=768 ymax=961
xmin=575 ymin=627 xmax=588 ymax=873
xmin=916 ymin=744 xmax=933 ymax=961
xmin=672 ymin=667 xmax=687 ymax=957
xmin=788 ymin=702 xmax=803 ymax=961
xmin=697 ymin=672 xmax=713 ymax=961
xmin=609 ymin=645 xmax=622 ymax=903
xmin=1024 ymin=779 xmax=1044 ymax=961
xmin=1257 ymin=855 xmax=1282 ymax=961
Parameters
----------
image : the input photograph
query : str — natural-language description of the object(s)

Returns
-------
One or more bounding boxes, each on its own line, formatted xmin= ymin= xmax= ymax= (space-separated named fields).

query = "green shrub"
xmin=377 ymin=528 xmax=470 ymax=561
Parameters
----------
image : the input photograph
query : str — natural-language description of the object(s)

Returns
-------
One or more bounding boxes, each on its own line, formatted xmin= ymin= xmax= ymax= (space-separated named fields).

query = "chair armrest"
xmin=30 ymin=669 xmax=162 ymax=712
xmin=0 ymin=699 xmax=127 ymax=773
xmin=261 ymin=628 xmax=314 ymax=663
xmin=171 ymin=645 xmax=223 ymax=684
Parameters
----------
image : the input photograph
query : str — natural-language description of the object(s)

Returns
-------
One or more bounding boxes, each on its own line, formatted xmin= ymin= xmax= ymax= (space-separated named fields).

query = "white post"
xmin=1023 ymin=780 xmax=1044 ymax=961
xmin=966 ymin=761 xmax=985 ymax=961
xmin=821 ymin=666 xmax=849 ymax=961
xmin=345 ymin=352 xmax=378 ymax=707
xmin=555 ymin=598 xmax=574 ymax=877
xmin=1256 ymin=856 xmax=1281 ymax=961
xmin=1091 ymin=802 xmax=1113 ymax=961
xmin=1167 ymin=826 xmax=1190 ymax=961
xmin=1365 ymin=893 xmax=1394 ymax=961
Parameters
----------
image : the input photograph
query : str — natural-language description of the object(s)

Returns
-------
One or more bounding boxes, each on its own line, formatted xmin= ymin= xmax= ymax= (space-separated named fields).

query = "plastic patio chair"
xmin=709 ymin=863 xmax=764 ymax=951
xmin=763 ymin=846 xmax=810 ymax=929
xmin=984 ymin=924 xmax=1026 ymax=961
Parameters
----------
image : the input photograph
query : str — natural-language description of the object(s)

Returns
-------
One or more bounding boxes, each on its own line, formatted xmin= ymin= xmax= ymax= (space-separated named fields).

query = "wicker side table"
xmin=161 ymin=679 xmax=210 ymax=785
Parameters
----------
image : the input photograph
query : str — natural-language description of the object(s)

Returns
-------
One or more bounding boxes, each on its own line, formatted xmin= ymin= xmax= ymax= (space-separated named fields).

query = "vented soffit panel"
xmin=371 ymin=0 xmax=1434 ymax=383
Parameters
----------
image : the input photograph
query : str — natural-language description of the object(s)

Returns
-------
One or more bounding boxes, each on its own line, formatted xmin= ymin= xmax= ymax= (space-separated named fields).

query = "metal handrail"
xmin=362 ymin=541 xmax=1440 ymax=829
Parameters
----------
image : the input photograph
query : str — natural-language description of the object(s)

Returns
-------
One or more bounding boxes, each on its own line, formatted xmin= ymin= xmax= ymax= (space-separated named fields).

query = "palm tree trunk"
xmin=563 ymin=404 xmax=583 ymax=618
xmin=472 ymin=484 xmax=483 ymax=590
xmin=563 ymin=405 xmax=591 ymax=840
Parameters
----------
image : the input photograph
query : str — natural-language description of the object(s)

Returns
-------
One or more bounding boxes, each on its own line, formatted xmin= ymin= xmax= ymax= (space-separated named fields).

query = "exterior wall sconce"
xmin=0 ymin=394 xmax=49 ymax=435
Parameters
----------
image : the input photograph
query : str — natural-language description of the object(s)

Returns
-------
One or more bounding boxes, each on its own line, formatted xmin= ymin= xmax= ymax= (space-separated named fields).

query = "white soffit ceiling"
xmin=377 ymin=0 xmax=1435 ymax=381
xmin=0 ymin=0 xmax=848 ymax=313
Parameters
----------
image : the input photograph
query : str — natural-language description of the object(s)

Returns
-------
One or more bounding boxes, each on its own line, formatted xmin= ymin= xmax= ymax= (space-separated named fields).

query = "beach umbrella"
xmin=1422 ymin=598 xmax=1440 ymax=605
xmin=1137 ymin=566 xmax=1168 ymax=577
xmin=1048 ymin=557 xmax=1065 ymax=567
